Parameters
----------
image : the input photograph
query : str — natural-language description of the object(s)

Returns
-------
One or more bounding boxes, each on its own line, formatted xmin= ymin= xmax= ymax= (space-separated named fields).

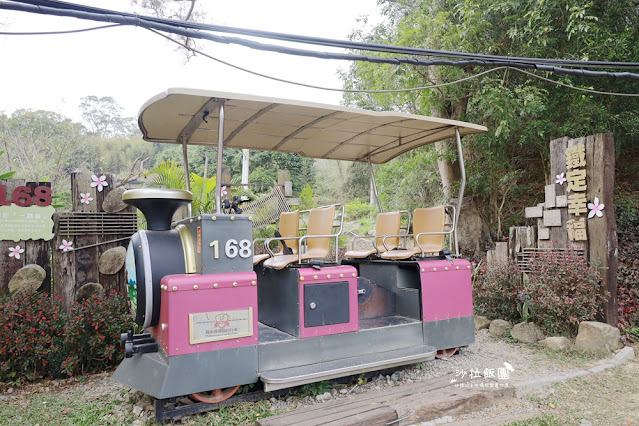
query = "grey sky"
xmin=0 ymin=0 xmax=381 ymax=122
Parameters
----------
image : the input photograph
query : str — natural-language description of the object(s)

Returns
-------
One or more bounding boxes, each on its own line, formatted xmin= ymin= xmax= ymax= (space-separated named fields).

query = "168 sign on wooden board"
xmin=0 ymin=183 xmax=55 ymax=242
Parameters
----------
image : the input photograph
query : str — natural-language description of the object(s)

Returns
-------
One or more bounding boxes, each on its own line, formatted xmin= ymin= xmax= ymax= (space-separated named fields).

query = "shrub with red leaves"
xmin=615 ymin=191 xmax=639 ymax=340
xmin=473 ymin=260 xmax=522 ymax=322
xmin=0 ymin=293 xmax=67 ymax=382
xmin=0 ymin=290 xmax=133 ymax=383
xmin=474 ymin=250 xmax=608 ymax=337
xmin=64 ymin=291 xmax=132 ymax=376
xmin=520 ymin=250 xmax=607 ymax=336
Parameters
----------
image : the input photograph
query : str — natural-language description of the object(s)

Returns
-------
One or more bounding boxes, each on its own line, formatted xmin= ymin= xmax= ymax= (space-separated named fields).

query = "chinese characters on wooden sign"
xmin=565 ymin=145 xmax=588 ymax=241
xmin=524 ymin=140 xmax=605 ymax=243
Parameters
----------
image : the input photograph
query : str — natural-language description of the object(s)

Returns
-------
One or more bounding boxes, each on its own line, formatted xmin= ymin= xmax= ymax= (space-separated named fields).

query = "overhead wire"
xmin=0 ymin=22 xmax=121 ymax=35
xmin=152 ymin=27 xmax=639 ymax=97
xmin=510 ymin=68 xmax=639 ymax=97
xmin=2 ymin=0 xmax=639 ymax=81
xmin=9 ymin=0 xmax=639 ymax=70
xmin=148 ymin=28 xmax=508 ymax=94
xmin=1 ymin=0 xmax=638 ymax=97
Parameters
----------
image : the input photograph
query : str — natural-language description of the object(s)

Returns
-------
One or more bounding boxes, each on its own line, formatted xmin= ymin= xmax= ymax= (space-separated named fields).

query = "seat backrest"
xmin=375 ymin=211 xmax=401 ymax=252
xmin=306 ymin=205 xmax=336 ymax=256
xmin=279 ymin=210 xmax=300 ymax=254
xmin=412 ymin=206 xmax=445 ymax=253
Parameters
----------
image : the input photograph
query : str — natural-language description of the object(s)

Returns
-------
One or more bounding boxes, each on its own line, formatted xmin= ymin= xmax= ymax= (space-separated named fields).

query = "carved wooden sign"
xmin=523 ymin=134 xmax=617 ymax=325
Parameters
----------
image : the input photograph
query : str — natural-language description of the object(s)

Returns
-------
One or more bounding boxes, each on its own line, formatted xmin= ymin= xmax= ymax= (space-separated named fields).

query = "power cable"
xmin=0 ymin=22 xmax=121 ymax=35
xmin=510 ymin=68 xmax=639 ymax=97
xmin=11 ymin=0 xmax=639 ymax=70
xmin=149 ymin=27 xmax=507 ymax=93
xmin=3 ymin=0 xmax=639 ymax=81
xmin=152 ymin=28 xmax=639 ymax=97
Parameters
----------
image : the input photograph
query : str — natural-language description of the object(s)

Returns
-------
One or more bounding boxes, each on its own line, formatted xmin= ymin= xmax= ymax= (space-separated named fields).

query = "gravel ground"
xmin=267 ymin=329 xmax=581 ymax=415
xmin=0 ymin=329 xmax=607 ymax=424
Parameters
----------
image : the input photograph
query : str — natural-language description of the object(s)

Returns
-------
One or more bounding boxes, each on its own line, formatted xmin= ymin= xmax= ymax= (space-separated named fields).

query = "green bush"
xmin=473 ymin=261 xmax=522 ymax=322
xmin=299 ymin=184 xmax=317 ymax=210
xmin=615 ymin=190 xmax=639 ymax=341
xmin=0 ymin=291 xmax=133 ymax=383
xmin=345 ymin=200 xmax=377 ymax=221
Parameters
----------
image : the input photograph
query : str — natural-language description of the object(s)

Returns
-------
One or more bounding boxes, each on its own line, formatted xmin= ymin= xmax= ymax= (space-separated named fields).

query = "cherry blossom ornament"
xmin=90 ymin=175 xmax=108 ymax=192
xmin=59 ymin=239 xmax=73 ymax=252
xmin=587 ymin=197 xmax=605 ymax=218
xmin=555 ymin=173 xmax=566 ymax=185
xmin=80 ymin=193 xmax=94 ymax=204
xmin=8 ymin=246 xmax=24 ymax=259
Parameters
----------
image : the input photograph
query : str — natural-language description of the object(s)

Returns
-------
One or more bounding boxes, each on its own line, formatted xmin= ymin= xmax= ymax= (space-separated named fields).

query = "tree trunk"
xmin=429 ymin=98 xmax=466 ymax=201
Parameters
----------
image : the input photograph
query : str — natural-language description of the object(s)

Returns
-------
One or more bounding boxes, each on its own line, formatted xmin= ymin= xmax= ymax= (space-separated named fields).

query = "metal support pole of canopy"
xmin=182 ymin=141 xmax=192 ymax=217
xmin=367 ymin=158 xmax=382 ymax=213
xmin=215 ymin=103 xmax=226 ymax=214
xmin=454 ymin=128 xmax=465 ymax=257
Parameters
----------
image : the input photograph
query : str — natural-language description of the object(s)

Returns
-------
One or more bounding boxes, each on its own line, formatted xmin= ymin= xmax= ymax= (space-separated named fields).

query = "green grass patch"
xmin=504 ymin=413 xmax=564 ymax=425
xmin=0 ymin=391 xmax=134 ymax=425
xmin=192 ymin=400 xmax=275 ymax=425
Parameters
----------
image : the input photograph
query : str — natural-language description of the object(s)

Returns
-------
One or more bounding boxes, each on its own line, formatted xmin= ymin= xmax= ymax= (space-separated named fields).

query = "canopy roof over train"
xmin=138 ymin=88 xmax=487 ymax=164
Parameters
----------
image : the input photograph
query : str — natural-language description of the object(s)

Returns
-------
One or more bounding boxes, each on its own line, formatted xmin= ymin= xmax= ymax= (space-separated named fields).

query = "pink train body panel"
xmin=297 ymin=265 xmax=359 ymax=338
xmin=418 ymin=259 xmax=474 ymax=322
xmin=150 ymin=272 xmax=258 ymax=357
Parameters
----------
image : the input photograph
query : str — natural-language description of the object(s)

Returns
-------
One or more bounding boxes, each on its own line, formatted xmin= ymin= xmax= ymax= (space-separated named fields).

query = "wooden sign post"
xmin=524 ymin=134 xmax=618 ymax=325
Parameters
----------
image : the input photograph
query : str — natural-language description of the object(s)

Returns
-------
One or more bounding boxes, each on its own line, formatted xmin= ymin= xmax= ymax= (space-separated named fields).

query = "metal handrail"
xmin=264 ymin=204 xmax=344 ymax=262
xmin=380 ymin=205 xmax=457 ymax=257
xmin=349 ymin=210 xmax=411 ymax=252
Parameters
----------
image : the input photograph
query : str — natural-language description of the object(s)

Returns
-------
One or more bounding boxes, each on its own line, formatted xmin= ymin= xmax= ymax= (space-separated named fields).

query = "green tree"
xmin=0 ymin=150 xmax=16 ymax=180
xmin=343 ymin=0 xmax=639 ymax=237
xmin=0 ymin=110 xmax=86 ymax=193
xmin=79 ymin=96 xmax=138 ymax=139
xmin=147 ymin=160 xmax=217 ymax=215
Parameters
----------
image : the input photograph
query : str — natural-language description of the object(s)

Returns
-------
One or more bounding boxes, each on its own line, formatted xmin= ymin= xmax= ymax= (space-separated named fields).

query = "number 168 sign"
xmin=0 ymin=185 xmax=53 ymax=207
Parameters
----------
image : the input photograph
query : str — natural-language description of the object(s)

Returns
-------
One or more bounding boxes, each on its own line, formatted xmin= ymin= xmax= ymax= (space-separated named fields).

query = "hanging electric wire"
xmin=2 ymin=0 xmax=639 ymax=81
xmin=9 ymin=0 xmax=639 ymax=70
xmin=151 ymin=28 xmax=639 ymax=97
xmin=0 ymin=22 xmax=121 ymax=35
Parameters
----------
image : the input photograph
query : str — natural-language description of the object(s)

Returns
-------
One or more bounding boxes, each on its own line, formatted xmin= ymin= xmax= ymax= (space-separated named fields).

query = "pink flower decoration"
xmin=8 ymin=246 xmax=24 ymax=259
xmin=555 ymin=173 xmax=566 ymax=185
xmin=59 ymin=239 xmax=73 ymax=252
xmin=80 ymin=193 xmax=94 ymax=205
xmin=587 ymin=197 xmax=605 ymax=218
xmin=90 ymin=174 xmax=108 ymax=192
xmin=221 ymin=186 xmax=228 ymax=196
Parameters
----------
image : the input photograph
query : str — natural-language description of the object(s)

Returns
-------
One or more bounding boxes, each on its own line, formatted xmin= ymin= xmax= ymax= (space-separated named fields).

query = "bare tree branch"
xmin=117 ymin=153 xmax=148 ymax=187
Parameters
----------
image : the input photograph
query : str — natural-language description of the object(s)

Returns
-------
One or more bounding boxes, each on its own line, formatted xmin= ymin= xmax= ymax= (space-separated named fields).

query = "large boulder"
xmin=540 ymin=336 xmax=571 ymax=351
xmin=75 ymin=282 xmax=105 ymax=302
xmin=511 ymin=322 xmax=544 ymax=343
xmin=103 ymin=187 xmax=128 ymax=213
xmin=456 ymin=198 xmax=491 ymax=256
xmin=575 ymin=321 xmax=623 ymax=355
xmin=474 ymin=315 xmax=492 ymax=330
xmin=489 ymin=319 xmax=512 ymax=337
xmin=8 ymin=264 xmax=46 ymax=296
xmin=98 ymin=246 xmax=127 ymax=275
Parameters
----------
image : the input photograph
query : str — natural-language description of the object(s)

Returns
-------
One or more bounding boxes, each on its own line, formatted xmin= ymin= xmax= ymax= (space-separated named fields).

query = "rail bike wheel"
xmin=435 ymin=347 xmax=459 ymax=359
xmin=189 ymin=386 xmax=240 ymax=403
